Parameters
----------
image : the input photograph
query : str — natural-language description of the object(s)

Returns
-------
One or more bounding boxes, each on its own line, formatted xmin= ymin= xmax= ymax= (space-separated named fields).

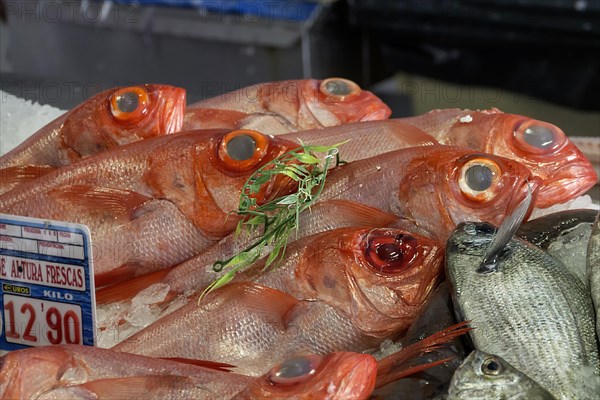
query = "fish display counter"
xmin=0 ymin=77 xmax=599 ymax=399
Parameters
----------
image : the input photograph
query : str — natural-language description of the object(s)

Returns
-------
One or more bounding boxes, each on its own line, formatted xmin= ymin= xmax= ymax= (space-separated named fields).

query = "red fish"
xmin=184 ymin=78 xmax=392 ymax=134
xmin=112 ymin=226 xmax=444 ymax=376
xmin=97 ymin=145 xmax=538 ymax=306
xmin=0 ymin=323 xmax=468 ymax=400
xmin=0 ymin=129 xmax=298 ymax=286
xmin=0 ymin=84 xmax=186 ymax=195
xmin=402 ymin=108 xmax=597 ymax=208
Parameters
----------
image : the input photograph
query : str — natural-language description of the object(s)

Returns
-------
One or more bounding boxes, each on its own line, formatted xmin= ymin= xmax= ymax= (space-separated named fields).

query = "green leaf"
xmin=200 ymin=140 xmax=349 ymax=299
xmin=294 ymin=153 xmax=320 ymax=164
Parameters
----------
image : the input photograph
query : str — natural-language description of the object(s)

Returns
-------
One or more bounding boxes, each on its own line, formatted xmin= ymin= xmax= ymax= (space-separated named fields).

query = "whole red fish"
xmin=184 ymin=78 xmax=391 ymax=134
xmin=97 ymin=145 xmax=538 ymax=306
xmin=113 ymin=226 xmax=444 ymax=376
xmin=0 ymin=129 xmax=297 ymax=286
xmin=0 ymin=84 xmax=186 ymax=194
xmin=402 ymin=108 xmax=597 ymax=208
xmin=0 ymin=324 xmax=468 ymax=400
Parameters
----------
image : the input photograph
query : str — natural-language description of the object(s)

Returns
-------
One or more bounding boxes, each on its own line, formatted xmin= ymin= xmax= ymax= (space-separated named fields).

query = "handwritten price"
xmin=2 ymin=295 xmax=82 ymax=346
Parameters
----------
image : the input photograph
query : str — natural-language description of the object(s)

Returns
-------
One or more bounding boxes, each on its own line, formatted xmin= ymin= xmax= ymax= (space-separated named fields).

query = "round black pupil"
xmin=325 ymin=80 xmax=351 ymax=96
xmin=226 ymin=135 xmax=257 ymax=161
xmin=275 ymin=357 xmax=313 ymax=379
xmin=376 ymin=243 xmax=401 ymax=263
xmin=465 ymin=164 xmax=493 ymax=192
xmin=485 ymin=360 xmax=500 ymax=372
xmin=524 ymin=125 xmax=555 ymax=149
xmin=116 ymin=91 xmax=139 ymax=113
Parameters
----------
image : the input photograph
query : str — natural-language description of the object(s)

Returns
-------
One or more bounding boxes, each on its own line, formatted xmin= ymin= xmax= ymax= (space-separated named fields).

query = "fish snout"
xmin=535 ymin=160 xmax=598 ymax=209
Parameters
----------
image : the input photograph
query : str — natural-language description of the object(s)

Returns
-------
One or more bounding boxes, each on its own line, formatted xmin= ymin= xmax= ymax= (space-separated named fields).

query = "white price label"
xmin=3 ymin=294 xmax=83 ymax=347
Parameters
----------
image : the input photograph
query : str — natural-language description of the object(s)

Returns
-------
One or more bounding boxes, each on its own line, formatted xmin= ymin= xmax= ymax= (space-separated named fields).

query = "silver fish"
xmin=518 ymin=209 xmax=597 ymax=285
xmin=588 ymin=212 xmax=600 ymax=340
xmin=446 ymin=222 xmax=600 ymax=400
xmin=446 ymin=350 xmax=556 ymax=400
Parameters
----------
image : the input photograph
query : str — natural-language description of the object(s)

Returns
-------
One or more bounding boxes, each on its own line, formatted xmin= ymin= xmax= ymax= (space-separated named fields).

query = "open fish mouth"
xmin=535 ymin=163 xmax=598 ymax=209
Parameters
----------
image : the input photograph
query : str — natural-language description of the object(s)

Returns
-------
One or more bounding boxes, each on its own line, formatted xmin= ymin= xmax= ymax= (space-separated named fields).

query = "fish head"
xmin=295 ymin=227 xmax=443 ymax=338
xmin=238 ymin=352 xmax=377 ymax=399
xmin=0 ymin=346 xmax=88 ymax=399
xmin=257 ymin=78 xmax=391 ymax=130
xmin=447 ymin=350 xmax=554 ymax=399
xmin=59 ymin=84 xmax=186 ymax=162
xmin=187 ymin=129 xmax=299 ymax=236
xmin=398 ymin=148 xmax=541 ymax=239
xmin=479 ymin=112 xmax=597 ymax=208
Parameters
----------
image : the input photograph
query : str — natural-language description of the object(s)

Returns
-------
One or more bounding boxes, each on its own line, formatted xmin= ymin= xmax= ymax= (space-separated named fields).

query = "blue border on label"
xmin=0 ymin=216 xmax=96 ymax=351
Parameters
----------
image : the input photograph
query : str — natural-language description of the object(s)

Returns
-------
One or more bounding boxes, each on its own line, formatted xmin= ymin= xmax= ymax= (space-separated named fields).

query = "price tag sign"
xmin=0 ymin=214 xmax=96 ymax=350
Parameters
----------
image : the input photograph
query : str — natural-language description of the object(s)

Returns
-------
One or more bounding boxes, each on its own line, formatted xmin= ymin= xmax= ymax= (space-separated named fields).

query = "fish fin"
xmin=376 ymin=321 xmax=472 ymax=388
xmin=309 ymin=200 xmax=400 ymax=228
xmin=160 ymin=357 xmax=235 ymax=372
xmin=95 ymin=268 xmax=175 ymax=305
xmin=216 ymin=282 xmax=300 ymax=325
xmin=479 ymin=183 xmax=533 ymax=273
xmin=48 ymin=185 xmax=152 ymax=221
xmin=95 ymin=263 xmax=143 ymax=287
xmin=0 ymin=165 xmax=56 ymax=186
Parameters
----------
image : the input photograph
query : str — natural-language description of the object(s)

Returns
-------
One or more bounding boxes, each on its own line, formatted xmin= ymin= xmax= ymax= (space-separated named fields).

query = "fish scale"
xmin=447 ymin=224 xmax=600 ymax=400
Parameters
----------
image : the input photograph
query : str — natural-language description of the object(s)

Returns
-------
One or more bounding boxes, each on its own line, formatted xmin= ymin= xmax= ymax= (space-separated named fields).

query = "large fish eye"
xmin=513 ymin=120 xmax=565 ymax=154
xmin=524 ymin=125 xmax=555 ymax=149
xmin=458 ymin=157 xmax=502 ymax=202
xmin=268 ymin=355 xmax=323 ymax=385
xmin=481 ymin=356 xmax=503 ymax=376
xmin=319 ymin=78 xmax=361 ymax=100
xmin=218 ymin=129 xmax=269 ymax=171
xmin=109 ymin=86 xmax=150 ymax=123
xmin=363 ymin=230 xmax=418 ymax=274
xmin=465 ymin=164 xmax=493 ymax=191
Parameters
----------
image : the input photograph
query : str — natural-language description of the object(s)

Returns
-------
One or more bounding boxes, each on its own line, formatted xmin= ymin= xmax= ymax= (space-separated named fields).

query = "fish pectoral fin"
xmin=159 ymin=357 xmax=235 ymax=372
xmin=95 ymin=268 xmax=174 ymax=305
xmin=375 ymin=321 xmax=472 ymax=388
xmin=216 ymin=282 xmax=300 ymax=326
xmin=309 ymin=200 xmax=400 ymax=228
xmin=48 ymin=185 xmax=153 ymax=221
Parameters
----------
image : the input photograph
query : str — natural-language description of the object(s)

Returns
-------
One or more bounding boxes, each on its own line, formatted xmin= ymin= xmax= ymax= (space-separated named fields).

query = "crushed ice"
xmin=0 ymin=90 xmax=65 ymax=156
xmin=530 ymin=195 xmax=599 ymax=220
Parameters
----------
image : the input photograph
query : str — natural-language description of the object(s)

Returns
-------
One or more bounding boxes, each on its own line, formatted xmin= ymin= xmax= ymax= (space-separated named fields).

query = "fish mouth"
xmin=535 ymin=163 xmax=598 ymax=209
xmin=161 ymin=87 xmax=187 ymax=134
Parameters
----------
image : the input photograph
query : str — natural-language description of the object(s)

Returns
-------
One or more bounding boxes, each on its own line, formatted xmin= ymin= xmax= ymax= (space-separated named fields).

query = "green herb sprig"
xmin=200 ymin=142 xmax=347 ymax=299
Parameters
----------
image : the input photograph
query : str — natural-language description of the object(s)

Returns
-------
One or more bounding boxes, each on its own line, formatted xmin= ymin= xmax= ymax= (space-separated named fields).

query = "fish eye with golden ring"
xmin=319 ymin=78 xmax=361 ymax=101
xmin=481 ymin=356 xmax=504 ymax=376
xmin=218 ymin=129 xmax=269 ymax=171
xmin=458 ymin=157 xmax=502 ymax=202
xmin=110 ymin=86 xmax=150 ymax=123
